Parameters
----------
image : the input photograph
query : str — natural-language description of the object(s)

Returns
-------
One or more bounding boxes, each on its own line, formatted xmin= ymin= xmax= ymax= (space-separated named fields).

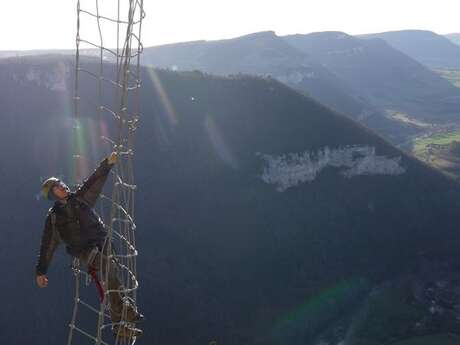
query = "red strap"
xmin=89 ymin=268 xmax=105 ymax=302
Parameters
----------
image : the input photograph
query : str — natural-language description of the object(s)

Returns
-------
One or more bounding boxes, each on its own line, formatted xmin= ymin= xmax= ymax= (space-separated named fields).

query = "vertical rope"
xmin=67 ymin=261 xmax=81 ymax=345
xmin=73 ymin=0 xmax=82 ymax=186
xmin=68 ymin=1 xmax=81 ymax=343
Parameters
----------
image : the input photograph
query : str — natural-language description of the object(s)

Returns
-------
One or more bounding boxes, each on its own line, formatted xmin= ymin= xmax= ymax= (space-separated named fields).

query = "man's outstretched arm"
xmin=36 ymin=212 xmax=61 ymax=287
xmin=76 ymin=152 xmax=118 ymax=207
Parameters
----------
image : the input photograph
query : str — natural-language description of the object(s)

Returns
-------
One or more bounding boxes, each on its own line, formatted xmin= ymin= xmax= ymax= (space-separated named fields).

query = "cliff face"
xmin=259 ymin=146 xmax=405 ymax=192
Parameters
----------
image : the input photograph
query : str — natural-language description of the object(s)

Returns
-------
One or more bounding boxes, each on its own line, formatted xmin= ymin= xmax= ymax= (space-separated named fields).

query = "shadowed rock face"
xmin=2 ymin=56 xmax=460 ymax=345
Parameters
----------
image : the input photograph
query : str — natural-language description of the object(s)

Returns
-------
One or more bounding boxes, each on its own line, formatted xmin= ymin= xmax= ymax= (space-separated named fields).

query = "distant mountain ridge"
xmin=284 ymin=31 xmax=460 ymax=121
xmin=143 ymin=31 xmax=430 ymax=144
xmin=360 ymin=30 xmax=460 ymax=69
xmin=0 ymin=48 xmax=98 ymax=59
xmin=445 ymin=33 xmax=460 ymax=47
xmin=143 ymin=30 xmax=460 ymax=143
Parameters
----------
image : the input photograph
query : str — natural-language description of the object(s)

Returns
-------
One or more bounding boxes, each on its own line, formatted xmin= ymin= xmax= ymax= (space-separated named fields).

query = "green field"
xmin=434 ymin=68 xmax=460 ymax=88
xmin=413 ymin=130 xmax=460 ymax=156
xmin=390 ymin=334 xmax=460 ymax=345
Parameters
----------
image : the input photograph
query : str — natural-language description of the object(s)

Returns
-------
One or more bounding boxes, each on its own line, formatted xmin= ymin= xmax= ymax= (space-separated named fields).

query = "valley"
xmin=405 ymin=68 xmax=460 ymax=179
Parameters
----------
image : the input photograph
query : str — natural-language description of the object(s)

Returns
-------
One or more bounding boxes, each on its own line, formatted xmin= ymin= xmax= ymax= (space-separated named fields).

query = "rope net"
xmin=68 ymin=1 xmax=145 ymax=344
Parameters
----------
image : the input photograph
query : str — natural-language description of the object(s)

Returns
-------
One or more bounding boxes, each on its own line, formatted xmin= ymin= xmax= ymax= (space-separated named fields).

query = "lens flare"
xmin=146 ymin=67 xmax=178 ymax=126
xmin=205 ymin=116 xmax=239 ymax=169
xmin=271 ymin=278 xmax=369 ymax=343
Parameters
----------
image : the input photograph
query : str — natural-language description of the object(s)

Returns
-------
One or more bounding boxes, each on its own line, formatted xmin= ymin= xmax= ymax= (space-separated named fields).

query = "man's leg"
xmin=79 ymin=246 xmax=124 ymax=323
xmin=79 ymin=245 xmax=142 ymax=324
xmin=78 ymin=245 xmax=143 ymax=338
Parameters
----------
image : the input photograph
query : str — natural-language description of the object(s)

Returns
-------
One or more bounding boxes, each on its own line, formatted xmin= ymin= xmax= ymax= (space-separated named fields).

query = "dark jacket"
xmin=35 ymin=158 xmax=114 ymax=276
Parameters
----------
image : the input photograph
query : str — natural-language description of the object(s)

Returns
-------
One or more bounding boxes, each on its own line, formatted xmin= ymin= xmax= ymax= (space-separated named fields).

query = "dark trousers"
xmin=78 ymin=245 xmax=126 ymax=323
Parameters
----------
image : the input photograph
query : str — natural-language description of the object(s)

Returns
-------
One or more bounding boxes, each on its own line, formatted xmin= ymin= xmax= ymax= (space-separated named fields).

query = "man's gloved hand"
xmin=108 ymin=152 xmax=118 ymax=165
xmin=36 ymin=275 xmax=49 ymax=288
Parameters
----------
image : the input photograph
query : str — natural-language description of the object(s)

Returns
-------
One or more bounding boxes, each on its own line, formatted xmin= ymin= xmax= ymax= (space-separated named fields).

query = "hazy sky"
xmin=1 ymin=0 xmax=459 ymax=50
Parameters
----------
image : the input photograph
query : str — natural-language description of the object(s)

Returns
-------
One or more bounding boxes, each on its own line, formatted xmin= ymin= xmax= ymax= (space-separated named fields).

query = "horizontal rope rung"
xmin=70 ymin=325 xmax=110 ymax=345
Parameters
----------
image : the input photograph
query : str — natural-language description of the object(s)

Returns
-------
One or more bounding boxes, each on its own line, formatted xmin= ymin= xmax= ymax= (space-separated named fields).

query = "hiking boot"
xmin=112 ymin=304 xmax=144 ymax=323
xmin=123 ymin=296 xmax=144 ymax=323
xmin=112 ymin=325 xmax=143 ymax=338
xmin=127 ymin=311 xmax=144 ymax=323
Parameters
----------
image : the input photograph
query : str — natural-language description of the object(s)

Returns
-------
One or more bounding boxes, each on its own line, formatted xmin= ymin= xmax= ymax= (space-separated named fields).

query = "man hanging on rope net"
xmin=35 ymin=152 xmax=144 ymax=338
